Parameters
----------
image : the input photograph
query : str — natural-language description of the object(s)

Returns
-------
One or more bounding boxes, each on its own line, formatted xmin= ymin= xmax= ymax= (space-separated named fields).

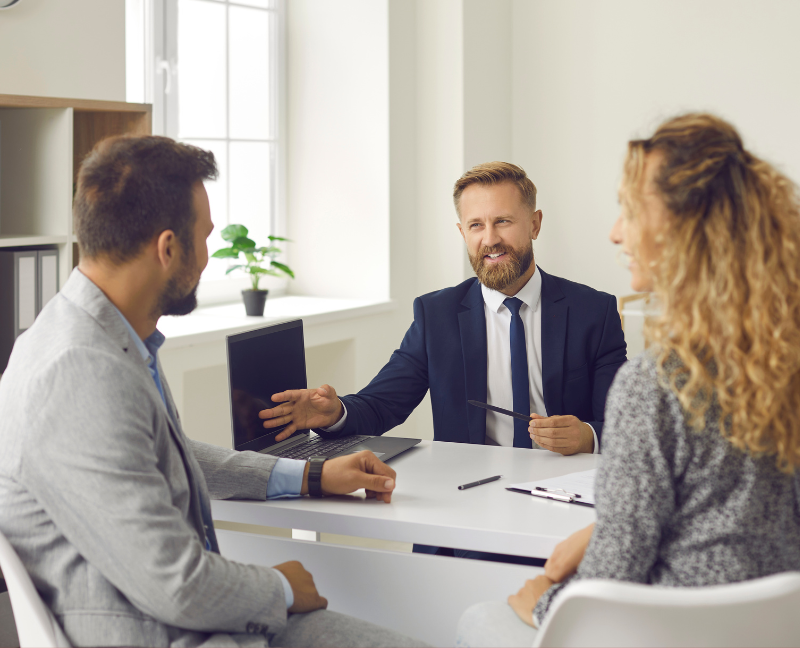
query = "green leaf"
xmin=248 ymin=266 xmax=273 ymax=274
xmin=258 ymin=246 xmax=282 ymax=255
xmin=231 ymin=236 xmax=256 ymax=250
xmin=270 ymin=261 xmax=295 ymax=279
xmin=268 ymin=235 xmax=290 ymax=242
xmin=211 ymin=247 xmax=240 ymax=259
xmin=221 ymin=224 xmax=249 ymax=242
xmin=225 ymin=264 xmax=246 ymax=275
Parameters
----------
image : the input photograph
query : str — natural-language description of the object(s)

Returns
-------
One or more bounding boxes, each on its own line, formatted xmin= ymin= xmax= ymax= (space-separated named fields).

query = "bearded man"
xmin=261 ymin=161 xmax=626 ymax=563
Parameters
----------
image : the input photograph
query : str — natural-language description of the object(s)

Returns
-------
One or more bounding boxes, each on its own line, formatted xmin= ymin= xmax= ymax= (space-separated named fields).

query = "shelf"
xmin=0 ymin=235 xmax=68 ymax=248
xmin=0 ymin=94 xmax=150 ymax=113
xmin=0 ymin=95 xmax=152 ymax=292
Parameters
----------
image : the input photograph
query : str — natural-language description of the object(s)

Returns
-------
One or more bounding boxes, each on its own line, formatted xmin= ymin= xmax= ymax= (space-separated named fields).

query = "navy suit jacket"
xmin=321 ymin=268 xmax=627 ymax=447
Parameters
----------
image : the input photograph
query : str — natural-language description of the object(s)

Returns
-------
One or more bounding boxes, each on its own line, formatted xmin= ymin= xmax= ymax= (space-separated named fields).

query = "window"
xmin=127 ymin=0 xmax=285 ymax=302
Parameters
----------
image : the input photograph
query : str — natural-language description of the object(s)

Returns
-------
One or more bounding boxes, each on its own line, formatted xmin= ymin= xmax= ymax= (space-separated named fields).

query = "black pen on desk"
xmin=458 ymin=475 xmax=502 ymax=490
xmin=534 ymin=486 xmax=581 ymax=498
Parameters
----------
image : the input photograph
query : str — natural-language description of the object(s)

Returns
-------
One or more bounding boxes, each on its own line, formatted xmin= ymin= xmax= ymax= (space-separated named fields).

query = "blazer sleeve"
xmin=317 ymin=297 xmax=431 ymax=438
xmin=586 ymin=294 xmax=628 ymax=445
xmin=190 ymin=439 xmax=277 ymax=501
xmin=21 ymin=347 xmax=289 ymax=637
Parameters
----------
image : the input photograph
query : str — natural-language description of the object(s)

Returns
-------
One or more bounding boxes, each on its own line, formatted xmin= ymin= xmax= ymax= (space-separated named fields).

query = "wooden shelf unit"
xmin=0 ymin=94 xmax=152 ymax=287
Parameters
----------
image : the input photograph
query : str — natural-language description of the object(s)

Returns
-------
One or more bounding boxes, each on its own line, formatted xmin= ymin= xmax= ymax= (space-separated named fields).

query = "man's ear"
xmin=456 ymin=220 xmax=466 ymax=243
xmin=531 ymin=210 xmax=543 ymax=241
xmin=156 ymin=230 xmax=178 ymax=270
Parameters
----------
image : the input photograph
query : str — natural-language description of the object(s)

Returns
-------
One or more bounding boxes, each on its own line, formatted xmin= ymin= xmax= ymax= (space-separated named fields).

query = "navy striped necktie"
xmin=503 ymin=297 xmax=533 ymax=448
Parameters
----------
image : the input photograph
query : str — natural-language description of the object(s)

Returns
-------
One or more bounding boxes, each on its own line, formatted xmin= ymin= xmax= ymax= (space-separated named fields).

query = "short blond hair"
xmin=453 ymin=161 xmax=537 ymax=216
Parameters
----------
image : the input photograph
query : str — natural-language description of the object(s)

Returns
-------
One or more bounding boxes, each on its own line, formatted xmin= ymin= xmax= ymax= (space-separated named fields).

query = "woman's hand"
xmin=508 ymin=575 xmax=554 ymax=627
xmin=544 ymin=523 xmax=595 ymax=582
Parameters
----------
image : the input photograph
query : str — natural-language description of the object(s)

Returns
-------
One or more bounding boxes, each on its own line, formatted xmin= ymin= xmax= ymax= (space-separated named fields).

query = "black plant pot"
xmin=242 ymin=289 xmax=268 ymax=316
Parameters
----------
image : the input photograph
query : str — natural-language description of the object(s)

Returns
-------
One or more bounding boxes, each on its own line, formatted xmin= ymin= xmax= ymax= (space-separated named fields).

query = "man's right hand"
xmin=259 ymin=384 xmax=343 ymax=442
xmin=272 ymin=561 xmax=328 ymax=613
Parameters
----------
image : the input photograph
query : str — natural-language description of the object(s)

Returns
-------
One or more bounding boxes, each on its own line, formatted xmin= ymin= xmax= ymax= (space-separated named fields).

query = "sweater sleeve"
xmin=533 ymin=354 xmax=679 ymax=626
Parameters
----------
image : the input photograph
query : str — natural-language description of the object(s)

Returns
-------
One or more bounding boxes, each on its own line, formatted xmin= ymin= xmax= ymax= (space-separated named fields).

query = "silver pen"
xmin=534 ymin=486 xmax=582 ymax=499
xmin=529 ymin=490 xmax=573 ymax=503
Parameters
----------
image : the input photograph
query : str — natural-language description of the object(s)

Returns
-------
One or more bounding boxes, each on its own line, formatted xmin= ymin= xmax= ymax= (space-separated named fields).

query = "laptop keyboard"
xmin=271 ymin=435 xmax=370 ymax=460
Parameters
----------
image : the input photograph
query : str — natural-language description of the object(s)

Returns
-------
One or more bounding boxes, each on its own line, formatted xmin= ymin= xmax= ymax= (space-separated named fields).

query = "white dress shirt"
xmin=482 ymin=267 xmax=546 ymax=446
xmin=483 ymin=266 xmax=598 ymax=452
xmin=328 ymin=266 xmax=598 ymax=453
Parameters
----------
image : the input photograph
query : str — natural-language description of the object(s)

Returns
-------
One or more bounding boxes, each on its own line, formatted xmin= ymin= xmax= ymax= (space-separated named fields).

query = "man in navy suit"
xmin=260 ymin=162 xmax=626 ymax=457
xmin=259 ymin=162 xmax=626 ymax=565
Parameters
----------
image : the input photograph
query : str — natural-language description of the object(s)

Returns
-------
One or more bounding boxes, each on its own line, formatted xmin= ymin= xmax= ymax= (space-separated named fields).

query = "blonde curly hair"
xmin=624 ymin=113 xmax=800 ymax=471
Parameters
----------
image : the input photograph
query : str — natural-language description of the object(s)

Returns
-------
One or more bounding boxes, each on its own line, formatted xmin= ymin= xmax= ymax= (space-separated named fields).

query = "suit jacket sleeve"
xmin=190 ymin=439 xmax=278 ymax=501
xmin=21 ymin=347 xmax=288 ymax=636
xmin=587 ymin=294 xmax=628 ymax=445
xmin=317 ymin=297 xmax=431 ymax=438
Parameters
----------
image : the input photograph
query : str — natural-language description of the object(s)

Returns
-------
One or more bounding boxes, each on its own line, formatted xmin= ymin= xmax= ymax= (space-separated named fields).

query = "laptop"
xmin=226 ymin=319 xmax=421 ymax=462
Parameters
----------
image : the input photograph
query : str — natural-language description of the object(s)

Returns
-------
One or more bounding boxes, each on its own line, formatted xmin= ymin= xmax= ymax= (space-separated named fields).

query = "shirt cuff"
xmin=274 ymin=569 xmax=294 ymax=609
xmin=587 ymin=423 xmax=600 ymax=454
xmin=320 ymin=400 xmax=348 ymax=432
xmin=265 ymin=458 xmax=306 ymax=499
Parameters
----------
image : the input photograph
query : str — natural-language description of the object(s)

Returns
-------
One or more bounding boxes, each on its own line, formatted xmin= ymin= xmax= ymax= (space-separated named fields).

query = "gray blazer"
xmin=0 ymin=269 xmax=289 ymax=647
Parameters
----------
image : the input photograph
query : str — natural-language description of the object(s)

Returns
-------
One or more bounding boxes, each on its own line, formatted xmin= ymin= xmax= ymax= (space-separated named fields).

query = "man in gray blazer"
xmin=0 ymin=136 xmax=423 ymax=647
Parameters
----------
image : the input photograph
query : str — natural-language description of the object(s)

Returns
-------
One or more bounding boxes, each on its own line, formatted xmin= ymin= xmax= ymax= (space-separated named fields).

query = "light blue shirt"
xmin=113 ymin=306 xmax=297 ymax=608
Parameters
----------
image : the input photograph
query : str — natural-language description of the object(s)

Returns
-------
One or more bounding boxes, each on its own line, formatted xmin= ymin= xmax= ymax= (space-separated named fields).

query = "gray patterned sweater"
xmin=533 ymin=352 xmax=800 ymax=626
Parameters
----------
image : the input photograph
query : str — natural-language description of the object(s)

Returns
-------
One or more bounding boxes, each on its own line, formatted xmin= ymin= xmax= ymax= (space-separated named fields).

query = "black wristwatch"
xmin=307 ymin=456 xmax=326 ymax=498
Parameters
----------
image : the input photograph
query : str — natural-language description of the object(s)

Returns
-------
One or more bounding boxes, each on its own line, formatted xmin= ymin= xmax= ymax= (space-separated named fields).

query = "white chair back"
xmin=0 ymin=530 xmax=64 ymax=648
xmin=534 ymin=573 xmax=800 ymax=647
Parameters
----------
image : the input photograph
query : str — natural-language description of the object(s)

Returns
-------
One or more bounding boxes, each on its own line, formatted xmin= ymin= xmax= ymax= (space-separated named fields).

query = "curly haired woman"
xmin=457 ymin=113 xmax=800 ymax=646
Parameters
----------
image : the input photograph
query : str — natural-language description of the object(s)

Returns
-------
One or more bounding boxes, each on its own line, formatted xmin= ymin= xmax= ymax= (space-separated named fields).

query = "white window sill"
xmin=159 ymin=295 xmax=395 ymax=350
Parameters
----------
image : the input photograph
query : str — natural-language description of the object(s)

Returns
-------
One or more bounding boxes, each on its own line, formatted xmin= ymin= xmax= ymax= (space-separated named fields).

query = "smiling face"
xmin=609 ymin=151 xmax=670 ymax=293
xmin=457 ymin=181 xmax=542 ymax=295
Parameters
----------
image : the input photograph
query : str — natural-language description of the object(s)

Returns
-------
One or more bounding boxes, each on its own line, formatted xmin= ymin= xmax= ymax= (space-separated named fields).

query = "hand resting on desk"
xmin=529 ymin=413 xmax=595 ymax=455
xmin=301 ymin=450 xmax=397 ymax=503
xmin=260 ymin=384 xmax=344 ymax=441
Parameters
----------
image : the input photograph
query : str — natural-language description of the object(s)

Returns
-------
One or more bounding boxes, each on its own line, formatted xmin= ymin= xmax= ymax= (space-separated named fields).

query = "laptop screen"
xmin=227 ymin=320 xmax=307 ymax=452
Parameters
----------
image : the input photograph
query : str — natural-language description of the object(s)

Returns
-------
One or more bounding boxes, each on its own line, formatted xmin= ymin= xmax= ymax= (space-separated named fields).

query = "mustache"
xmin=479 ymin=245 xmax=511 ymax=257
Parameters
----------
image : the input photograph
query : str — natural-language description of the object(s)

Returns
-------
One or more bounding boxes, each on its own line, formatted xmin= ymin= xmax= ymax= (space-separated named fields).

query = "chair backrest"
xmin=0 ymin=530 xmax=64 ymax=648
xmin=534 ymin=574 xmax=800 ymax=648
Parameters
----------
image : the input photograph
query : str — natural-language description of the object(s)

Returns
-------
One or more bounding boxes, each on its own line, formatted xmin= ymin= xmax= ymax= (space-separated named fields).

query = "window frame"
xmin=127 ymin=0 xmax=288 ymax=305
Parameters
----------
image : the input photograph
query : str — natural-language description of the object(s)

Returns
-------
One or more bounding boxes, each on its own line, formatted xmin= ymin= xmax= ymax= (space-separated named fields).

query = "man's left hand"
xmin=508 ymin=575 xmax=554 ymax=627
xmin=301 ymin=451 xmax=397 ymax=503
xmin=529 ymin=414 xmax=594 ymax=455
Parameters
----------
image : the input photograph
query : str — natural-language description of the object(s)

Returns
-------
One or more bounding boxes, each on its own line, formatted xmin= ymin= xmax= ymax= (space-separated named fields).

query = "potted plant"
xmin=211 ymin=224 xmax=294 ymax=316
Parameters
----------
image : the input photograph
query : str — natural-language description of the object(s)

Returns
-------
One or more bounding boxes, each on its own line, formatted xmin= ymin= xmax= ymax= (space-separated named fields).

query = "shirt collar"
xmin=112 ymin=305 xmax=166 ymax=364
xmin=481 ymin=265 xmax=542 ymax=314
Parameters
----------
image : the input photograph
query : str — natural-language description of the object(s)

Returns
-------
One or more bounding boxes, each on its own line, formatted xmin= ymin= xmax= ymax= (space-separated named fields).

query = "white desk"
xmin=212 ymin=440 xmax=598 ymax=558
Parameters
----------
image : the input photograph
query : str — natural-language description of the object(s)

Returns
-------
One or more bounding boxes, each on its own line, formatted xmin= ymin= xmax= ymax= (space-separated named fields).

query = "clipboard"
xmin=506 ymin=469 xmax=597 ymax=508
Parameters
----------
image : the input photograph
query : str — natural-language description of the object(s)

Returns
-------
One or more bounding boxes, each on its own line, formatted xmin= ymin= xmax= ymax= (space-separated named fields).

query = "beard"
xmin=158 ymin=260 xmax=200 ymax=317
xmin=469 ymin=242 xmax=534 ymax=292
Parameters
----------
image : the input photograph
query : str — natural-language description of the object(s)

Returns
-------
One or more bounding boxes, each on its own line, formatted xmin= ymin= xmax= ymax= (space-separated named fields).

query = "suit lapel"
xmin=540 ymin=269 xmax=567 ymax=416
xmin=458 ymin=280 xmax=488 ymax=444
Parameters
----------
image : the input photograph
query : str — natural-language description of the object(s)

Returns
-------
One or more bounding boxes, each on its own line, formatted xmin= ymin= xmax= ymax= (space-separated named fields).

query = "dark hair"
xmin=453 ymin=161 xmax=537 ymax=216
xmin=74 ymin=135 xmax=218 ymax=262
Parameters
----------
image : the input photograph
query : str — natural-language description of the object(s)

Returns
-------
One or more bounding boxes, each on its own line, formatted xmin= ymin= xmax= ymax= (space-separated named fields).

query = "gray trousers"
xmin=270 ymin=609 xmax=429 ymax=648
xmin=456 ymin=601 xmax=538 ymax=648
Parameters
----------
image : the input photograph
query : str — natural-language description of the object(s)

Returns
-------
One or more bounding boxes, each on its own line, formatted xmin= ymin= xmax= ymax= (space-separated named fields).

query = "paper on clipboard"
xmin=508 ymin=469 xmax=597 ymax=506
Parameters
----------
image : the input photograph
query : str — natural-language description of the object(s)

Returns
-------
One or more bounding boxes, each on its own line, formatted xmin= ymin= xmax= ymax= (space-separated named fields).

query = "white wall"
xmin=0 ymin=0 xmax=125 ymax=101
xmin=285 ymin=0 xmax=390 ymax=301
xmin=511 ymin=0 xmax=800 ymax=298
